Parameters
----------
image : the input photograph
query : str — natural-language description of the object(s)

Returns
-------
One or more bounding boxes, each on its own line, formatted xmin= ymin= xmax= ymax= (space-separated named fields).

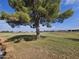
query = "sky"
xmin=0 ymin=0 xmax=79 ymax=32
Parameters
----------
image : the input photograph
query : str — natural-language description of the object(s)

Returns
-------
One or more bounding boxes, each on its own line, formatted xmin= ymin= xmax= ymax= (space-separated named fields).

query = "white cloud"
xmin=66 ymin=0 xmax=75 ymax=4
xmin=62 ymin=0 xmax=78 ymax=5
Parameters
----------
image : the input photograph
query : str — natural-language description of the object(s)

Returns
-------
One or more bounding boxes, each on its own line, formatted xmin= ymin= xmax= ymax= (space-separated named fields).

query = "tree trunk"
xmin=36 ymin=23 xmax=40 ymax=39
xmin=35 ymin=16 xmax=40 ymax=40
xmin=33 ymin=10 xmax=40 ymax=39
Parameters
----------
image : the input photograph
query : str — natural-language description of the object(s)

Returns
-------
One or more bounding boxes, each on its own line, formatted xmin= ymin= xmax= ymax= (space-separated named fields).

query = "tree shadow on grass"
xmin=64 ymin=38 xmax=79 ymax=42
xmin=7 ymin=35 xmax=46 ymax=43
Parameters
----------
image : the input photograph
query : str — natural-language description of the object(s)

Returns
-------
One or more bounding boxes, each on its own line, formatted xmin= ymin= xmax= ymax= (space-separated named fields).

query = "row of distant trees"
xmin=55 ymin=29 xmax=79 ymax=32
xmin=0 ymin=29 xmax=79 ymax=33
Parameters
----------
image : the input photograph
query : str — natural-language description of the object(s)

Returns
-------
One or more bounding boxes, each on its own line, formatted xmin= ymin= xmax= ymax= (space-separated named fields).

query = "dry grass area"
xmin=0 ymin=32 xmax=79 ymax=59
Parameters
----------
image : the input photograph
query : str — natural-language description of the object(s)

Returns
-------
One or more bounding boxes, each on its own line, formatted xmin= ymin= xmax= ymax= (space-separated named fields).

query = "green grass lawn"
xmin=0 ymin=32 xmax=79 ymax=59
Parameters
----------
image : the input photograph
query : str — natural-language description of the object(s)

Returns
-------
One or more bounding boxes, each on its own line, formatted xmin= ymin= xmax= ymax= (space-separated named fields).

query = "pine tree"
xmin=0 ymin=0 xmax=74 ymax=39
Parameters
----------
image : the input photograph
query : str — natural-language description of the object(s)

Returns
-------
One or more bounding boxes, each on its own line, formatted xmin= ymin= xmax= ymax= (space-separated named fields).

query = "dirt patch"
xmin=13 ymin=47 xmax=57 ymax=59
xmin=0 ymin=37 xmax=14 ymax=59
